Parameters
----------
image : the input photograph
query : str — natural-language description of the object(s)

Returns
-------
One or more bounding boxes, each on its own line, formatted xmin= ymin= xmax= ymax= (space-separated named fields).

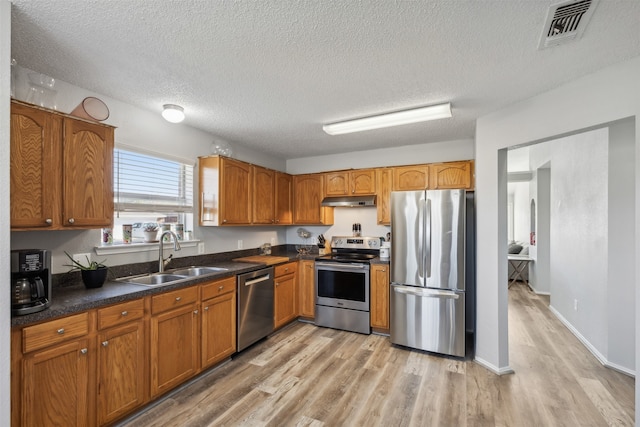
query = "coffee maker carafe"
xmin=11 ymin=249 xmax=51 ymax=316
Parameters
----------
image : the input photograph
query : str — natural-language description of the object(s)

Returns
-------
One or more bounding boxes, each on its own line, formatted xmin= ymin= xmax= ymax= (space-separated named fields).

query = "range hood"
xmin=321 ymin=195 xmax=376 ymax=207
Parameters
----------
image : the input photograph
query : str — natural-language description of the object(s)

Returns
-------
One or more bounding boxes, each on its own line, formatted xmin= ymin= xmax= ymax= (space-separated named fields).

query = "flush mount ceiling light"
xmin=161 ymin=104 xmax=185 ymax=123
xmin=323 ymin=103 xmax=452 ymax=135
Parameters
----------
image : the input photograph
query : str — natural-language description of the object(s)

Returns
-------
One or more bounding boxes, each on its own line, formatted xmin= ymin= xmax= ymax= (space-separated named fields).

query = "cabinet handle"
xmin=102 ymin=341 xmax=109 ymax=347
xmin=80 ymin=348 xmax=88 ymax=355
xmin=68 ymin=218 xmax=75 ymax=224
xmin=121 ymin=311 xmax=128 ymax=316
xmin=381 ymin=269 xmax=386 ymax=272
xmin=204 ymin=306 xmax=209 ymax=311
xmin=276 ymin=282 xmax=279 ymax=286
xmin=218 ymin=285 xmax=224 ymax=291
xmin=193 ymin=310 xmax=198 ymax=315
xmin=175 ymin=297 xmax=181 ymax=302
xmin=222 ymin=219 xmax=227 ymax=223
xmin=57 ymin=328 xmax=65 ymax=335
xmin=45 ymin=218 xmax=52 ymax=224
xmin=275 ymin=219 xmax=279 ymax=223
xmin=284 ymin=268 xmax=289 ymax=272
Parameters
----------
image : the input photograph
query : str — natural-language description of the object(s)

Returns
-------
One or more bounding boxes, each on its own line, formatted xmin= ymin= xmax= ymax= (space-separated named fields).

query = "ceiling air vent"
xmin=538 ymin=0 xmax=598 ymax=49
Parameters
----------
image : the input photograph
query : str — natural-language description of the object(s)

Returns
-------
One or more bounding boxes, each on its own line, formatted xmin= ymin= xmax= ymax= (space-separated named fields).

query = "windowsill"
xmin=95 ymin=239 xmax=201 ymax=256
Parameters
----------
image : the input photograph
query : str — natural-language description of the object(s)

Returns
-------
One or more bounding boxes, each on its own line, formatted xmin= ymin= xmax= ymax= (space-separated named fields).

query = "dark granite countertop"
xmin=12 ymin=249 xmax=308 ymax=328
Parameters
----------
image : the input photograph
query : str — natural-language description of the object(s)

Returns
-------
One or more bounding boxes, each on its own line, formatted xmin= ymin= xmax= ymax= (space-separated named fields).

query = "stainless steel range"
xmin=314 ymin=236 xmax=381 ymax=334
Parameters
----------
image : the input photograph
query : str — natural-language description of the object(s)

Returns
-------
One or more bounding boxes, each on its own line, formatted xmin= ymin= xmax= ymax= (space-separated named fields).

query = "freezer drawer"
xmin=390 ymin=284 xmax=465 ymax=357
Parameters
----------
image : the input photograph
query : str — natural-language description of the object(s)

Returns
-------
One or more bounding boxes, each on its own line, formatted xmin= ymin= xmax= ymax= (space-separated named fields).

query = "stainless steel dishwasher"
xmin=237 ymin=267 xmax=274 ymax=351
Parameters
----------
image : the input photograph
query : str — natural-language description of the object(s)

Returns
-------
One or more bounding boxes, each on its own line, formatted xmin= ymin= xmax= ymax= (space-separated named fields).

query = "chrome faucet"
xmin=159 ymin=231 xmax=181 ymax=273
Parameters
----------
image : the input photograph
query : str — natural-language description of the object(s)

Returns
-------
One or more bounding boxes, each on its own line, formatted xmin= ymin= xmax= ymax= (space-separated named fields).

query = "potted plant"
xmin=142 ymin=223 xmax=159 ymax=242
xmin=64 ymin=252 xmax=109 ymax=289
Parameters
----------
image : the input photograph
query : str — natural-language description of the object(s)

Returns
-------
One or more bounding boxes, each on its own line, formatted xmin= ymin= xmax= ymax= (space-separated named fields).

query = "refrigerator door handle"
xmin=418 ymin=197 xmax=425 ymax=279
xmin=425 ymin=198 xmax=432 ymax=278
xmin=393 ymin=286 xmax=459 ymax=299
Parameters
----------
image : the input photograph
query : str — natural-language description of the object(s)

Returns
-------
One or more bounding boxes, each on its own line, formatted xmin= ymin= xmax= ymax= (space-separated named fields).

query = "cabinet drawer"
xmin=22 ymin=312 xmax=90 ymax=353
xmin=275 ymin=262 xmax=297 ymax=277
xmin=201 ymin=276 xmax=236 ymax=300
xmin=151 ymin=286 xmax=199 ymax=315
xmin=97 ymin=298 xmax=144 ymax=330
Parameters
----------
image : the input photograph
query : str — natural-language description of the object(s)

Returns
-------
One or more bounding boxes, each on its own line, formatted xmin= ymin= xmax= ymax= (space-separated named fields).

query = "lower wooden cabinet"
xmin=370 ymin=264 xmax=390 ymax=332
xmin=274 ymin=262 xmax=298 ymax=328
xmin=298 ymin=260 xmax=315 ymax=318
xmin=201 ymin=288 xmax=237 ymax=369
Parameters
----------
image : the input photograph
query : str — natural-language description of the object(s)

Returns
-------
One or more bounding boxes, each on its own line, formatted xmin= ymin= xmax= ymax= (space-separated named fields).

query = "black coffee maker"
xmin=11 ymin=249 xmax=52 ymax=316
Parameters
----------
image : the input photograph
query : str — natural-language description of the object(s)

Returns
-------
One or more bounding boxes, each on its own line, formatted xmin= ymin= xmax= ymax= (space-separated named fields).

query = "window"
xmin=111 ymin=149 xmax=194 ymax=243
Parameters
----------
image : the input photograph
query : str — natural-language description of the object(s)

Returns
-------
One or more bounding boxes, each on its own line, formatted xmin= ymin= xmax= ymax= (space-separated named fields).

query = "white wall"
xmin=1 ymin=1 xmax=11 ymax=423
xmin=474 ymin=53 xmax=640 ymax=398
xmin=508 ymin=181 xmax=530 ymax=243
xmin=531 ymin=167 xmax=550 ymax=294
xmin=549 ymin=129 xmax=609 ymax=356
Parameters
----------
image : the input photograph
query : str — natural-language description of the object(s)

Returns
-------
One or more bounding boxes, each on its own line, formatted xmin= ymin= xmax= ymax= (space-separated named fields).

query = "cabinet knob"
xmin=68 ymin=218 xmax=75 ymax=224
xmin=80 ymin=348 xmax=88 ymax=355
xmin=175 ymin=297 xmax=181 ymax=302
xmin=285 ymin=268 xmax=289 ymax=272
xmin=102 ymin=341 xmax=109 ymax=347
xmin=121 ymin=311 xmax=128 ymax=316
xmin=218 ymin=285 xmax=224 ymax=291
xmin=276 ymin=282 xmax=279 ymax=286
xmin=204 ymin=306 xmax=209 ymax=311
xmin=275 ymin=219 xmax=279 ymax=223
xmin=57 ymin=328 xmax=65 ymax=335
xmin=222 ymin=219 xmax=227 ymax=223
xmin=193 ymin=310 xmax=199 ymax=315
xmin=45 ymin=218 xmax=52 ymax=224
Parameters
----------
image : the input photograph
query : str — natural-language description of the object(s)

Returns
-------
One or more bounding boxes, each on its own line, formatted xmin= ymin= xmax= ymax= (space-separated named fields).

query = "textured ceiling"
xmin=10 ymin=1 xmax=640 ymax=159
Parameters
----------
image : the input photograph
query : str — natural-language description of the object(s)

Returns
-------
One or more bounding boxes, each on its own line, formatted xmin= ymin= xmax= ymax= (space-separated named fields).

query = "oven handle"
xmin=315 ymin=262 xmax=367 ymax=270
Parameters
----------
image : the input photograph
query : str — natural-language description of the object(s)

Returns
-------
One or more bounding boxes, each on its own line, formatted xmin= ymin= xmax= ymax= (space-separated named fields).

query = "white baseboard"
xmin=548 ymin=305 xmax=635 ymax=378
xmin=533 ymin=289 xmax=550 ymax=296
xmin=474 ymin=357 xmax=514 ymax=375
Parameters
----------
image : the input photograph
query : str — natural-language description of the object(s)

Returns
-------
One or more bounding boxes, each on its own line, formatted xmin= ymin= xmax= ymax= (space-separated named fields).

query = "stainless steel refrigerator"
xmin=390 ymin=189 xmax=468 ymax=357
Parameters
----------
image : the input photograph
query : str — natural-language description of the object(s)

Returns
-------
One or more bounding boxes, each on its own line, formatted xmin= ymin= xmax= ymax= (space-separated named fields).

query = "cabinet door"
xmin=252 ymin=165 xmax=275 ymax=224
xmin=275 ymin=273 xmax=297 ymax=328
xmin=393 ymin=165 xmax=429 ymax=190
xmin=370 ymin=264 xmax=390 ymax=330
xmin=376 ymin=168 xmax=392 ymax=225
xmin=430 ymin=161 xmax=474 ymax=190
xmin=10 ymin=103 xmax=59 ymax=229
xmin=150 ymin=303 xmax=199 ymax=397
xmin=293 ymin=174 xmax=333 ymax=225
xmin=201 ymin=291 xmax=236 ymax=369
xmin=324 ymin=171 xmax=349 ymax=196
xmin=62 ymin=118 xmax=114 ymax=227
xmin=351 ymin=169 xmax=376 ymax=195
xmin=219 ymin=158 xmax=252 ymax=224
xmin=97 ymin=320 xmax=146 ymax=425
xmin=298 ymin=260 xmax=315 ymax=318
xmin=22 ymin=339 xmax=90 ymax=427
xmin=275 ymin=172 xmax=293 ymax=225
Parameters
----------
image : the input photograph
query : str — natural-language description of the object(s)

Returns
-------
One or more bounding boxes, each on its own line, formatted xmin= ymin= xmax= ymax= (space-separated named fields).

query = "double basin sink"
xmin=117 ymin=266 xmax=229 ymax=287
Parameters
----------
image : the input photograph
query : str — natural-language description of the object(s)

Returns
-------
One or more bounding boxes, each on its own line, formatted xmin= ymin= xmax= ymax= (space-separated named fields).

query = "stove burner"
xmin=315 ymin=253 xmax=378 ymax=263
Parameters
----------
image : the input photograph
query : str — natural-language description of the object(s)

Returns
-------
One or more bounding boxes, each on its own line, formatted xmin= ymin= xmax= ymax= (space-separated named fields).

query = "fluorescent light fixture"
xmin=323 ymin=103 xmax=452 ymax=135
xmin=162 ymin=104 xmax=185 ymax=123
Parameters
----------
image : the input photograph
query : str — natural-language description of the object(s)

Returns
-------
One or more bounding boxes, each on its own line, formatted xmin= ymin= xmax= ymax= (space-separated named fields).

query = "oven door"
xmin=315 ymin=262 xmax=370 ymax=311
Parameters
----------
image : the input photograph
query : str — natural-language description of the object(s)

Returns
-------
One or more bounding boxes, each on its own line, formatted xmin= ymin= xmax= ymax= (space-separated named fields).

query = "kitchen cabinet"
xmin=429 ymin=160 xmax=474 ymax=190
xmin=199 ymin=155 xmax=252 ymax=225
xmin=393 ymin=164 xmax=430 ymax=190
xmin=325 ymin=169 xmax=376 ymax=196
xmin=10 ymin=100 xmax=114 ymax=230
xmin=298 ymin=260 xmax=315 ymax=318
xmin=201 ymin=277 xmax=237 ymax=369
xmin=274 ymin=262 xmax=298 ymax=329
xmin=370 ymin=264 xmax=390 ymax=332
xmin=96 ymin=299 xmax=146 ymax=425
xmin=252 ymin=165 xmax=275 ymax=224
xmin=150 ymin=286 xmax=200 ymax=398
xmin=293 ymin=173 xmax=334 ymax=225
xmin=275 ymin=171 xmax=293 ymax=225
xmin=376 ymin=168 xmax=392 ymax=225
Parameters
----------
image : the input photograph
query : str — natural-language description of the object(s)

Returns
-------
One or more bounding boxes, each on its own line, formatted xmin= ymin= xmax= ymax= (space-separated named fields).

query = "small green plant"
xmin=143 ymin=223 xmax=159 ymax=232
xmin=64 ymin=251 xmax=107 ymax=271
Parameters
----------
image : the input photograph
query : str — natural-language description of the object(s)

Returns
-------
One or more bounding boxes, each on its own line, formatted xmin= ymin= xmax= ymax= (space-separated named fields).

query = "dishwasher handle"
xmin=244 ymin=274 xmax=271 ymax=286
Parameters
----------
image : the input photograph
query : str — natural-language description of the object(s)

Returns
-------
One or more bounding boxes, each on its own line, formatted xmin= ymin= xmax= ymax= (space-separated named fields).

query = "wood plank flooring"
xmin=120 ymin=284 xmax=634 ymax=426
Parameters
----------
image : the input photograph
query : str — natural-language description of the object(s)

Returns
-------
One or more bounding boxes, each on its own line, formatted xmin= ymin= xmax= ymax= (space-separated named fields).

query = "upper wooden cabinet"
xmin=275 ymin=171 xmax=293 ymax=225
xmin=430 ymin=161 xmax=474 ymax=190
xmin=376 ymin=168 xmax=392 ymax=225
xmin=293 ymin=173 xmax=333 ymax=225
xmin=392 ymin=164 xmax=430 ymax=190
xmin=252 ymin=165 xmax=275 ymax=224
xmin=325 ymin=169 xmax=376 ymax=196
xmin=10 ymin=101 xmax=114 ymax=230
xmin=200 ymin=156 xmax=252 ymax=225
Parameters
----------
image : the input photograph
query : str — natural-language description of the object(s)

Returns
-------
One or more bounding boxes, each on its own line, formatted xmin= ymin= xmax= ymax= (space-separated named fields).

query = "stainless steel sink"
xmin=168 ymin=266 xmax=229 ymax=276
xmin=121 ymin=273 xmax=189 ymax=286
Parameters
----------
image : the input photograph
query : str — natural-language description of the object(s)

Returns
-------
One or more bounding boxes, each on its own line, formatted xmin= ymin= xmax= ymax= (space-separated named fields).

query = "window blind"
xmin=114 ymin=149 xmax=194 ymax=214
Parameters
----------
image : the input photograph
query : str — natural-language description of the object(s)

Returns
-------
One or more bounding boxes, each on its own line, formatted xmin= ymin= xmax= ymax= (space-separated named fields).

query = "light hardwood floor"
xmin=121 ymin=284 xmax=634 ymax=426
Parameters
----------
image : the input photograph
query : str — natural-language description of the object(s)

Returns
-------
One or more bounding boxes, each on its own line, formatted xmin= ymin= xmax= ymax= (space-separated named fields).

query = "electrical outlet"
xmin=72 ymin=252 xmax=92 ymax=266
xmin=197 ymin=243 xmax=205 ymax=254
xmin=237 ymin=240 xmax=243 ymax=249
xmin=574 ymin=299 xmax=578 ymax=311
xmin=270 ymin=237 xmax=276 ymax=246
